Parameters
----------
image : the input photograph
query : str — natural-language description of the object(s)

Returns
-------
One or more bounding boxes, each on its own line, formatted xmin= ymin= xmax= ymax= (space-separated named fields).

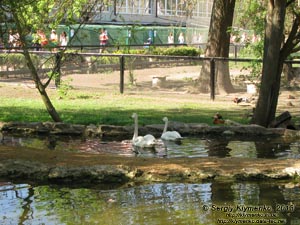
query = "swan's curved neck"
xmin=163 ymin=119 xmax=168 ymax=133
xmin=133 ymin=116 xmax=138 ymax=140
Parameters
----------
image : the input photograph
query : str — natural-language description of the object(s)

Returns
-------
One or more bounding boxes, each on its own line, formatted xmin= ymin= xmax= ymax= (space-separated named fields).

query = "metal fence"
xmin=1 ymin=49 xmax=300 ymax=104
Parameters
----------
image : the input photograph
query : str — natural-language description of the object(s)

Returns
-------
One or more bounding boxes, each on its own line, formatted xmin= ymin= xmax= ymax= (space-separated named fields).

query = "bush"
xmin=113 ymin=49 xmax=147 ymax=54
xmin=114 ymin=46 xmax=202 ymax=56
xmin=1 ymin=53 xmax=40 ymax=69
xmin=152 ymin=46 xmax=202 ymax=56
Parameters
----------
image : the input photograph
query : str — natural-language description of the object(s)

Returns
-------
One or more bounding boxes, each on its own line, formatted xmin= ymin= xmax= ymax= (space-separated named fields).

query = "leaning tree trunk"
xmin=12 ymin=11 xmax=62 ymax=122
xmin=23 ymin=50 xmax=62 ymax=122
xmin=252 ymin=0 xmax=286 ymax=127
xmin=198 ymin=0 xmax=235 ymax=94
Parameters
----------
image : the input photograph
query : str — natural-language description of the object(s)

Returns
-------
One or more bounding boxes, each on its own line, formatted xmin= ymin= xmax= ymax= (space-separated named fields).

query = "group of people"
xmin=0 ymin=29 xmax=69 ymax=51
xmin=143 ymin=32 xmax=185 ymax=47
xmin=32 ymin=29 xmax=68 ymax=51
xmin=4 ymin=28 xmax=108 ymax=52
xmin=5 ymin=27 xmax=188 ymax=52
xmin=230 ymin=32 xmax=261 ymax=45
xmin=168 ymin=32 xmax=185 ymax=44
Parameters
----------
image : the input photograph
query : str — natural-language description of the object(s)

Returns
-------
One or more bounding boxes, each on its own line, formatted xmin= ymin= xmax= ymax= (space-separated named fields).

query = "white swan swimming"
xmin=131 ymin=113 xmax=156 ymax=148
xmin=161 ymin=117 xmax=182 ymax=141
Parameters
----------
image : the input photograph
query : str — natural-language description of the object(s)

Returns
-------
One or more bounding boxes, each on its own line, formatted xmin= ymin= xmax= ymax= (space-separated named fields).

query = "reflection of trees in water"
xmin=1 ymin=135 xmax=299 ymax=159
xmin=18 ymin=185 xmax=34 ymax=224
xmin=255 ymin=139 xmax=294 ymax=159
xmin=0 ymin=184 xmax=34 ymax=225
xmin=204 ymin=138 xmax=231 ymax=157
xmin=1 ymin=181 xmax=299 ymax=224
xmin=205 ymin=136 xmax=296 ymax=159
xmin=211 ymin=181 xmax=300 ymax=224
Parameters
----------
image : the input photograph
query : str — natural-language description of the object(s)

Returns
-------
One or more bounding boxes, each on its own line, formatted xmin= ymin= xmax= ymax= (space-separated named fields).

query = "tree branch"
xmin=286 ymin=0 xmax=295 ymax=7
xmin=281 ymin=11 xmax=300 ymax=59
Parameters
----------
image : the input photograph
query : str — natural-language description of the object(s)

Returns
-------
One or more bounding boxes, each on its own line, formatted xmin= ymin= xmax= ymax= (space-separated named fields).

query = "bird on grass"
xmin=213 ymin=113 xmax=225 ymax=124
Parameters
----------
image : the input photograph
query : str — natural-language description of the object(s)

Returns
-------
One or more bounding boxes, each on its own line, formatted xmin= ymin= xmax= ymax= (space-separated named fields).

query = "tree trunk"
xmin=198 ymin=0 xmax=235 ymax=94
xmin=282 ymin=63 xmax=295 ymax=82
xmin=24 ymin=50 xmax=62 ymax=122
xmin=252 ymin=0 xmax=286 ymax=127
xmin=11 ymin=6 xmax=62 ymax=122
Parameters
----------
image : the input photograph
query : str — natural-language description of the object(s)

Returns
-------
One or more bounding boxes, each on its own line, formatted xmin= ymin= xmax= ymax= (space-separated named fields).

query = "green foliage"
xmin=232 ymin=0 xmax=266 ymax=84
xmin=0 ymin=53 xmax=40 ymax=69
xmin=152 ymin=46 xmax=202 ymax=56
xmin=9 ymin=0 xmax=89 ymax=30
xmin=114 ymin=49 xmax=147 ymax=54
xmin=235 ymin=0 xmax=266 ymax=34
xmin=63 ymin=52 xmax=85 ymax=64
xmin=292 ymin=173 xmax=300 ymax=184
xmin=89 ymin=56 xmax=119 ymax=71
xmin=57 ymin=78 xmax=73 ymax=98
xmin=239 ymin=40 xmax=264 ymax=82
xmin=114 ymin=46 xmax=201 ymax=56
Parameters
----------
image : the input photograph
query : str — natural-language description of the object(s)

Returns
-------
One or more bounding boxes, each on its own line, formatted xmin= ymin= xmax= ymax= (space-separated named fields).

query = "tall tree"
xmin=252 ymin=0 xmax=300 ymax=127
xmin=0 ymin=0 xmax=103 ymax=122
xmin=198 ymin=0 xmax=236 ymax=94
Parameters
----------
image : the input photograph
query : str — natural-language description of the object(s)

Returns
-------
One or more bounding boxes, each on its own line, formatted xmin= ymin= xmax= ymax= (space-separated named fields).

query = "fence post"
xmin=210 ymin=58 xmax=215 ymax=101
xmin=234 ymin=45 xmax=238 ymax=64
xmin=119 ymin=55 xmax=125 ymax=94
xmin=54 ymin=52 xmax=62 ymax=88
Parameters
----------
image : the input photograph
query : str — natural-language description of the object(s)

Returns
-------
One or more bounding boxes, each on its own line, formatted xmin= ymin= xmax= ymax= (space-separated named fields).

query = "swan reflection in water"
xmin=131 ymin=138 xmax=183 ymax=158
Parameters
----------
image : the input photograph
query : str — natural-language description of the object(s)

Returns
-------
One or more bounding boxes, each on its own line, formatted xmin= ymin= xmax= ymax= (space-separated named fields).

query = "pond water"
xmin=1 ymin=134 xmax=300 ymax=224
xmin=0 ymin=180 xmax=299 ymax=225
xmin=1 ymin=134 xmax=300 ymax=159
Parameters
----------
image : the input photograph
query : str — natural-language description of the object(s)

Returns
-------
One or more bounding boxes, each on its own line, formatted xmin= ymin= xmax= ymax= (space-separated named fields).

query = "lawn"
xmin=0 ymin=85 xmax=252 ymax=126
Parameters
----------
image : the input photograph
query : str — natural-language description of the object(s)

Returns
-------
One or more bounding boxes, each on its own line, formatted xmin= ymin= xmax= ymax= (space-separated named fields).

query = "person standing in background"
xmin=99 ymin=29 xmax=108 ymax=53
xmin=8 ymin=30 xmax=20 ymax=50
xmin=50 ymin=29 xmax=58 ymax=51
xmin=38 ymin=30 xmax=48 ymax=47
xmin=59 ymin=31 xmax=68 ymax=49
xmin=168 ymin=32 xmax=174 ymax=45
xmin=178 ymin=32 xmax=185 ymax=44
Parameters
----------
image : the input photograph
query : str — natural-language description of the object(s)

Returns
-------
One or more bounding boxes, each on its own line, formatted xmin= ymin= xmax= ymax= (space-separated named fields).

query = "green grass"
xmin=0 ymin=89 xmax=251 ymax=126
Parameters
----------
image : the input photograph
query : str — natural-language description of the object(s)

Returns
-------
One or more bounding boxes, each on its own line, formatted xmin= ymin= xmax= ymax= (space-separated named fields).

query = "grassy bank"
xmin=0 ymin=86 xmax=251 ymax=126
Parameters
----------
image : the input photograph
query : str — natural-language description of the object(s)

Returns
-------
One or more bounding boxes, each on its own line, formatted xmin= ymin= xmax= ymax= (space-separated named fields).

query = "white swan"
xmin=161 ymin=117 xmax=182 ymax=141
xmin=131 ymin=113 xmax=156 ymax=148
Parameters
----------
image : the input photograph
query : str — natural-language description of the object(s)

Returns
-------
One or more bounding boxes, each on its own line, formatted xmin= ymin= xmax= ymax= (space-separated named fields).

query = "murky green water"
xmin=1 ymin=134 xmax=300 ymax=159
xmin=0 ymin=181 xmax=299 ymax=225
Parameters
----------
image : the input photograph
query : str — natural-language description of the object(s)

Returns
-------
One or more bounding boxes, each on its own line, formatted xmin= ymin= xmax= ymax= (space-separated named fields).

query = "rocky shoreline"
xmin=1 ymin=121 xmax=300 ymax=186
xmin=1 ymin=150 xmax=300 ymax=186
xmin=1 ymin=120 xmax=297 ymax=138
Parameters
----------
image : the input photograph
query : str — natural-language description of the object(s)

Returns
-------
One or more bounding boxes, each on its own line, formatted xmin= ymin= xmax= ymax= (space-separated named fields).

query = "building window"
xmin=157 ymin=0 xmax=212 ymax=18
xmin=116 ymin=0 xmax=152 ymax=15
xmin=89 ymin=0 xmax=113 ymax=13
xmin=192 ymin=0 xmax=213 ymax=17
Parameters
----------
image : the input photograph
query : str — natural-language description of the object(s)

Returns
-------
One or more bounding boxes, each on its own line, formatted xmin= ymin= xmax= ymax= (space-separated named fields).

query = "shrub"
xmin=152 ymin=46 xmax=202 ymax=56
